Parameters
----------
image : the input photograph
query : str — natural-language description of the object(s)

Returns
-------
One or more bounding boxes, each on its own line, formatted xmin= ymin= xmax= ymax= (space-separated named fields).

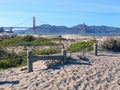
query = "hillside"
xmin=13 ymin=24 xmax=120 ymax=35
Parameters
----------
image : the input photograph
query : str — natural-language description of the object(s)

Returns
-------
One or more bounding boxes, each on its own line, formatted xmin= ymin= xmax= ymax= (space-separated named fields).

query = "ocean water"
xmin=79 ymin=33 xmax=120 ymax=36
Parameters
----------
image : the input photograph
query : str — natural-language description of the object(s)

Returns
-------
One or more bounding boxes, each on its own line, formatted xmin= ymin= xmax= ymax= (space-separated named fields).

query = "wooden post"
xmin=94 ymin=43 xmax=98 ymax=56
xmin=27 ymin=50 xmax=33 ymax=72
xmin=62 ymin=49 xmax=67 ymax=63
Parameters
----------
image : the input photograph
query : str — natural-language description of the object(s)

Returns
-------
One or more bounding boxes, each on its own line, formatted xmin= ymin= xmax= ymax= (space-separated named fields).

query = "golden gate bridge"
xmin=1 ymin=17 xmax=47 ymax=34
xmin=1 ymin=17 xmax=86 ymax=34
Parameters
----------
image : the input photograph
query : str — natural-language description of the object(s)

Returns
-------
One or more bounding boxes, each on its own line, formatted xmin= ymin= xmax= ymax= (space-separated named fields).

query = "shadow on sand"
xmin=98 ymin=50 xmax=120 ymax=57
xmin=43 ymin=58 xmax=92 ymax=70
xmin=0 ymin=80 xmax=19 ymax=85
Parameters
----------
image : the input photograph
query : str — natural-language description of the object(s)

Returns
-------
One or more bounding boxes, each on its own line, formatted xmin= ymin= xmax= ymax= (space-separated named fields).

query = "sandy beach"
xmin=0 ymin=51 xmax=120 ymax=90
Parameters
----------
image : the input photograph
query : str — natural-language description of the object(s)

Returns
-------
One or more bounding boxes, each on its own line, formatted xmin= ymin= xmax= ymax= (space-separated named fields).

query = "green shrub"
xmin=0 ymin=57 xmax=23 ymax=69
xmin=0 ymin=36 xmax=56 ymax=46
xmin=0 ymin=38 xmax=19 ymax=46
xmin=20 ymin=35 xmax=35 ymax=41
xmin=34 ymin=38 xmax=55 ymax=46
xmin=0 ymin=59 xmax=13 ymax=69
xmin=68 ymin=40 xmax=96 ymax=52
xmin=0 ymin=48 xmax=24 ymax=69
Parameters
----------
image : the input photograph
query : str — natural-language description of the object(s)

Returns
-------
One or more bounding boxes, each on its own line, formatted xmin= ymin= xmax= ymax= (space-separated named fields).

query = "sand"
xmin=0 ymin=51 xmax=120 ymax=90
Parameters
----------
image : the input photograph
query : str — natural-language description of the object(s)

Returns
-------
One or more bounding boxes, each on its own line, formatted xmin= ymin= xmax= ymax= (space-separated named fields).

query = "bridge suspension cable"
xmin=12 ymin=17 xmax=32 ymax=27
xmin=3 ymin=17 xmax=48 ymax=34
xmin=35 ymin=17 xmax=47 ymax=24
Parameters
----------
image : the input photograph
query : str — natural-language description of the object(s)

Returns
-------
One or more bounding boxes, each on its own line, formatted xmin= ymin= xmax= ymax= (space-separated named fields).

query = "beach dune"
xmin=0 ymin=51 xmax=120 ymax=90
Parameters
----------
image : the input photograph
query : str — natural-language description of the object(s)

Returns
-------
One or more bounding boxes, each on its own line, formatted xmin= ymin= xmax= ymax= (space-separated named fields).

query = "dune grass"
xmin=0 ymin=48 xmax=61 ymax=70
xmin=0 ymin=35 xmax=56 ymax=46
xmin=68 ymin=40 xmax=96 ymax=52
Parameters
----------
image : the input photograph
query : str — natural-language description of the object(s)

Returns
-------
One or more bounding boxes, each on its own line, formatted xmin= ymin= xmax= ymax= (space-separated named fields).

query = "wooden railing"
xmin=94 ymin=43 xmax=98 ymax=56
xmin=27 ymin=43 xmax=98 ymax=73
xmin=27 ymin=49 xmax=67 ymax=72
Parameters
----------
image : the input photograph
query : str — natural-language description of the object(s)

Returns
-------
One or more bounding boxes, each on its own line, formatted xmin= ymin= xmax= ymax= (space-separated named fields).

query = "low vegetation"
xmin=68 ymin=40 xmax=96 ymax=52
xmin=0 ymin=35 xmax=56 ymax=46
xmin=0 ymin=35 xmax=97 ymax=69
xmin=0 ymin=35 xmax=62 ymax=70
xmin=102 ymin=37 xmax=120 ymax=51
xmin=0 ymin=47 xmax=61 ymax=69
xmin=0 ymin=47 xmax=23 ymax=69
xmin=50 ymin=35 xmax=66 ymax=41
xmin=20 ymin=35 xmax=35 ymax=41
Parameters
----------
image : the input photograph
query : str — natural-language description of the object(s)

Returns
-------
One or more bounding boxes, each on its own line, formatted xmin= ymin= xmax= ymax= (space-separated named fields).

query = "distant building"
xmin=0 ymin=27 xmax=4 ymax=33
xmin=1 ymin=27 xmax=13 ymax=33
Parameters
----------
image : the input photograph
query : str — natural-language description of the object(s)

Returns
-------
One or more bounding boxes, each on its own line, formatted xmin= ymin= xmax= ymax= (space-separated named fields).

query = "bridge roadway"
xmin=3 ymin=27 xmax=32 ymax=29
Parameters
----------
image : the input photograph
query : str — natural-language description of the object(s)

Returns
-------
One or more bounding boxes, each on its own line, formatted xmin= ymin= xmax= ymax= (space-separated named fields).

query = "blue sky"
xmin=0 ymin=0 xmax=120 ymax=27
